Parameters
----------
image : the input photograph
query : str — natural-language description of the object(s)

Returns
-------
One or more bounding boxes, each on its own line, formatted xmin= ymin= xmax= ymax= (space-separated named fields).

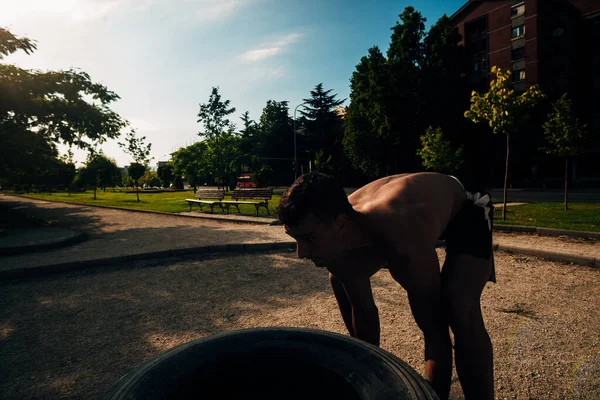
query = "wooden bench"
xmin=222 ymin=188 xmax=273 ymax=216
xmin=185 ymin=189 xmax=225 ymax=213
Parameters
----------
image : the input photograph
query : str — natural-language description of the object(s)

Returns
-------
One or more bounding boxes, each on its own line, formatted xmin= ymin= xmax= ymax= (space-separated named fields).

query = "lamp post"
xmin=293 ymin=102 xmax=308 ymax=180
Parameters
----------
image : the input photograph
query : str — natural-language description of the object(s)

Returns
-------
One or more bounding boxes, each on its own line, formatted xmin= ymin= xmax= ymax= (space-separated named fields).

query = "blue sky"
xmin=3 ymin=0 xmax=466 ymax=167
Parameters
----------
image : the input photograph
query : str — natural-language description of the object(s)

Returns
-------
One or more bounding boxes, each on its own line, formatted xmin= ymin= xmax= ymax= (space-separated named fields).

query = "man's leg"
xmin=389 ymin=249 xmax=452 ymax=400
xmin=442 ymin=252 xmax=494 ymax=400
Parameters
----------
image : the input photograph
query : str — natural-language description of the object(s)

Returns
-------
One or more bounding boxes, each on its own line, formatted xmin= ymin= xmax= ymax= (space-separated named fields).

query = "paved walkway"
xmin=0 ymin=194 xmax=598 ymax=279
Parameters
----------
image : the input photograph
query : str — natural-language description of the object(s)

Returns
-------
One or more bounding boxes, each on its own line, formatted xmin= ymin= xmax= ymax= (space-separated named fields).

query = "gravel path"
xmin=1 ymin=250 xmax=598 ymax=399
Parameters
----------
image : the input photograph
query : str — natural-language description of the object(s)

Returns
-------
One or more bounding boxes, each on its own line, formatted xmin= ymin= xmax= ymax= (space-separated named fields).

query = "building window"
xmin=512 ymin=24 xmax=525 ymax=38
xmin=512 ymin=47 xmax=525 ymax=60
xmin=513 ymin=69 xmax=526 ymax=82
xmin=511 ymin=3 xmax=525 ymax=18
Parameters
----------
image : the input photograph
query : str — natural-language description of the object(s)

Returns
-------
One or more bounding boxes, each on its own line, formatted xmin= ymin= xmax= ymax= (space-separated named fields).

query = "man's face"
xmin=284 ymin=213 xmax=345 ymax=268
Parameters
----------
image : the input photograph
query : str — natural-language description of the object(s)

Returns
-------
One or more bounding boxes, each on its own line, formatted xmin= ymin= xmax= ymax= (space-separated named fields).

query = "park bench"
xmin=185 ymin=189 xmax=225 ymax=213
xmin=222 ymin=188 xmax=273 ymax=216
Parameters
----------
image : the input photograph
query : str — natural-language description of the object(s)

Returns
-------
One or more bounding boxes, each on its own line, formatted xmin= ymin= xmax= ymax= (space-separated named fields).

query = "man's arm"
xmin=329 ymin=273 xmax=380 ymax=346
xmin=329 ymin=273 xmax=355 ymax=336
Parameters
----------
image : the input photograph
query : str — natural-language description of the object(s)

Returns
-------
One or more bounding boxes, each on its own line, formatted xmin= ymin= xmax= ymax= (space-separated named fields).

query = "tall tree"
xmin=171 ymin=141 xmax=211 ymax=190
xmin=343 ymin=46 xmax=392 ymax=178
xmin=417 ymin=125 xmax=464 ymax=175
xmin=298 ymin=83 xmax=346 ymax=175
xmin=119 ymin=130 xmax=152 ymax=202
xmin=197 ymin=87 xmax=237 ymax=187
xmin=422 ymin=15 xmax=468 ymax=139
xmin=256 ymin=100 xmax=293 ymax=184
xmin=74 ymin=151 xmax=120 ymax=200
xmin=465 ymin=66 xmax=545 ymax=219
xmin=386 ymin=6 xmax=428 ymax=172
xmin=542 ymin=94 xmax=588 ymax=211
xmin=0 ymin=27 xmax=127 ymax=186
xmin=157 ymin=163 xmax=174 ymax=188
xmin=238 ymin=111 xmax=258 ymax=172
xmin=1 ymin=28 xmax=127 ymax=149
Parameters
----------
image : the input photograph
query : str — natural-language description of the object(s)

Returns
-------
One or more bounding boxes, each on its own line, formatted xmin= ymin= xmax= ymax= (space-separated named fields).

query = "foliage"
xmin=118 ymin=130 xmax=152 ymax=165
xmin=255 ymin=100 xmax=293 ymax=185
xmin=464 ymin=66 xmax=545 ymax=136
xmin=298 ymin=83 xmax=346 ymax=176
xmin=542 ymin=93 xmax=588 ymax=210
xmin=417 ymin=126 xmax=464 ymax=174
xmin=252 ymin=164 xmax=273 ymax=187
xmin=157 ymin=163 xmax=174 ymax=188
xmin=465 ymin=66 xmax=545 ymax=219
xmin=1 ymin=27 xmax=127 ymax=151
xmin=542 ymin=94 xmax=588 ymax=158
xmin=74 ymin=151 xmax=120 ymax=199
xmin=171 ymin=141 xmax=211 ymax=189
xmin=343 ymin=46 xmax=391 ymax=178
xmin=118 ymin=129 xmax=152 ymax=202
xmin=139 ymin=170 xmax=162 ymax=188
xmin=0 ymin=27 xmax=127 ymax=189
xmin=127 ymin=163 xmax=146 ymax=184
xmin=197 ymin=87 xmax=238 ymax=186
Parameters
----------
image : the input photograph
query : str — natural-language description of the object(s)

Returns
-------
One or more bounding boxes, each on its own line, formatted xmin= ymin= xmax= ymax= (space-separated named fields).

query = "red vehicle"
xmin=236 ymin=173 xmax=257 ymax=189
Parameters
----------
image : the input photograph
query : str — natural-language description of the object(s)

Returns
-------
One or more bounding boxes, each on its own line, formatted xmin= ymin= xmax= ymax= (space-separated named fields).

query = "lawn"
xmin=5 ymin=190 xmax=599 ymax=232
xmin=493 ymin=202 xmax=600 ymax=232
xmin=8 ymin=189 xmax=283 ymax=216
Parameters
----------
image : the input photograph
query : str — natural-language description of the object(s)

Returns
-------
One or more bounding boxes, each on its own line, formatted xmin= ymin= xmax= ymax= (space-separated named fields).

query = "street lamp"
xmin=293 ymin=102 xmax=308 ymax=180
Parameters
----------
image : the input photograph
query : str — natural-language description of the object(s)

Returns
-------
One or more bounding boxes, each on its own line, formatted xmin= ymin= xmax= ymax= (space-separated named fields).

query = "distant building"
xmin=450 ymin=0 xmax=600 ymax=185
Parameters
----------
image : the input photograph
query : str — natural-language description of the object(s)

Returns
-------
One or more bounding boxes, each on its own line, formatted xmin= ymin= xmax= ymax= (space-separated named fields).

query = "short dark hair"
xmin=277 ymin=172 xmax=353 ymax=226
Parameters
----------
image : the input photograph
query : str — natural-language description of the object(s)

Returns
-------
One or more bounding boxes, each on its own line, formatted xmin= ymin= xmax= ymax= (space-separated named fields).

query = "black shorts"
xmin=440 ymin=194 xmax=496 ymax=282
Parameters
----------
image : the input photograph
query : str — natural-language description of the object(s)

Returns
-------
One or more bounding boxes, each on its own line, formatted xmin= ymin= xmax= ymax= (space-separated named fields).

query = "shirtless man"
xmin=277 ymin=171 xmax=495 ymax=400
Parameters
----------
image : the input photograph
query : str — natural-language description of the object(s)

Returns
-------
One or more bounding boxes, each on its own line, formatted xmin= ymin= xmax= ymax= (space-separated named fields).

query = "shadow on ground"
xmin=0 ymin=251 xmax=331 ymax=399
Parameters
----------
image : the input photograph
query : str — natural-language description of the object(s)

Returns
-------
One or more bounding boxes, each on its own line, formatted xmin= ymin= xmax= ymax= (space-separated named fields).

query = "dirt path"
xmin=1 ymin=250 xmax=599 ymax=400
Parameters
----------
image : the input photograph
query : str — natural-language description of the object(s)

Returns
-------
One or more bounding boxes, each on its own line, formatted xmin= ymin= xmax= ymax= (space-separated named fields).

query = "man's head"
xmin=277 ymin=172 xmax=354 ymax=267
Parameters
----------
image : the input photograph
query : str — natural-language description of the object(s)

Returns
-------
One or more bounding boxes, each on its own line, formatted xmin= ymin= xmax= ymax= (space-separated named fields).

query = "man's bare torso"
xmin=343 ymin=172 xmax=467 ymax=270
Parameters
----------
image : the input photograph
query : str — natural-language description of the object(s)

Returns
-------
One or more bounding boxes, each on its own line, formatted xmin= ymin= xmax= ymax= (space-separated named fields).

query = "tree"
xmin=1 ymin=27 xmax=127 ymax=189
xmin=343 ymin=46 xmax=392 ymax=178
xmin=422 ymin=15 xmax=469 ymax=142
xmin=464 ymin=66 xmax=545 ymax=220
xmin=386 ymin=6 xmax=429 ymax=173
xmin=542 ymin=94 xmax=588 ymax=211
xmin=171 ymin=141 xmax=211 ymax=190
xmin=417 ymin=126 xmax=464 ymax=175
xmin=237 ymin=111 xmax=258 ymax=174
xmin=1 ymin=27 xmax=127 ymax=150
xmin=119 ymin=130 xmax=152 ymax=202
xmin=298 ymin=83 xmax=346 ymax=175
xmin=58 ymin=148 xmax=76 ymax=195
xmin=74 ymin=151 xmax=120 ymax=200
xmin=157 ymin=163 xmax=174 ymax=188
xmin=197 ymin=87 xmax=237 ymax=187
xmin=256 ymin=100 xmax=293 ymax=184
xmin=139 ymin=170 xmax=162 ymax=188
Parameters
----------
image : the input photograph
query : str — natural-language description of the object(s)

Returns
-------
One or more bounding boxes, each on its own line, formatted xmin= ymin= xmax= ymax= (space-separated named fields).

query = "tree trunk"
xmin=94 ymin=186 xmax=97 ymax=200
xmin=503 ymin=132 xmax=510 ymax=221
xmin=564 ymin=156 xmax=568 ymax=211
xmin=136 ymin=185 xmax=140 ymax=203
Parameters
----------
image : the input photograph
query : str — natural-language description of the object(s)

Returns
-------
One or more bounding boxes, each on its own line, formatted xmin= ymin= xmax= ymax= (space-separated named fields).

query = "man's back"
xmin=348 ymin=172 xmax=467 ymax=252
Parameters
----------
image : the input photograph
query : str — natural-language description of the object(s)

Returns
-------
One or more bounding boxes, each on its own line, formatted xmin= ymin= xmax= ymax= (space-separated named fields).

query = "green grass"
xmin=494 ymin=202 xmax=600 ymax=232
xmin=8 ymin=189 xmax=282 ymax=216
xmin=5 ymin=190 xmax=599 ymax=232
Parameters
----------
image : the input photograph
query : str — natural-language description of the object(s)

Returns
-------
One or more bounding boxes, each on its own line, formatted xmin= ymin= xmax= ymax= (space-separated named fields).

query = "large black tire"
xmin=102 ymin=327 xmax=439 ymax=399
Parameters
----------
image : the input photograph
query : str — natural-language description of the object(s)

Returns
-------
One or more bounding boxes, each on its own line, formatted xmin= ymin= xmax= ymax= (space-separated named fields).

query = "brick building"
xmin=450 ymin=0 xmax=600 ymax=186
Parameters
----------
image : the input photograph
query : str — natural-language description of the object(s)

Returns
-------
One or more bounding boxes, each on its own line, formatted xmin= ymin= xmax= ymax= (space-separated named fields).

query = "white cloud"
xmin=239 ymin=32 xmax=303 ymax=63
